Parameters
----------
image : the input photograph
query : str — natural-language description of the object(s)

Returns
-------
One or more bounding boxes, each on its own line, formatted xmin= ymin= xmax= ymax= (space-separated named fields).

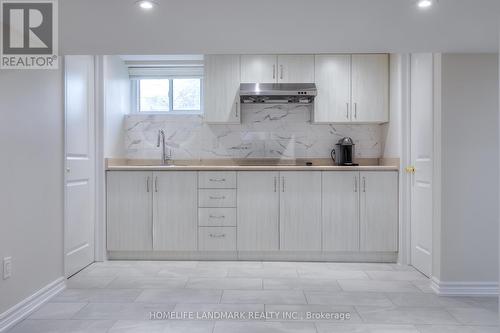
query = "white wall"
xmin=440 ymin=54 xmax=499 ymax=283
xmin=0 ymin=70 xmax=64 ymax=314
xmin=103 ymin=55 xmax=130 ymax=157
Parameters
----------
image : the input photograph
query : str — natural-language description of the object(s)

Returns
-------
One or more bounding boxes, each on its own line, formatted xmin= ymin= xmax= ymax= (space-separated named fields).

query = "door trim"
xmin=401 ymin=53 xmax=442 ymax=281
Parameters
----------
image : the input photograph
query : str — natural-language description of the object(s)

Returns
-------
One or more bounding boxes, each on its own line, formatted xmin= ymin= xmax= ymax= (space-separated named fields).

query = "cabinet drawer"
xmin=198 ymin=172 xmax=237 ymax=189
xmin=199 ymin=208 xmax=236 ymax=227
xmin=198 ymin=189 xmax=236 ymax=207
xmin=198 ymin=227 xmax=236 ymax=251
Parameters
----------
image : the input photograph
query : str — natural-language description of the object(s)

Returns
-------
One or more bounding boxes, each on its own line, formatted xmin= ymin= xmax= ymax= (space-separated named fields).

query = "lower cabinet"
xmin=322 ymin=171 xmax=360 ymax=251
xmin=360 ymin=171 xmax=398 ymax=252
xmin=107 ymin=171 xmax=153 ymax=251
xmin=237 ymin=172 xmax=280 ymax=251
xmin=106 ymin=171 xmax=197 ymax=252
xmin=279 ymin=172 xmax=322 ymax=251
xmin=153 ymin=172 xmax=197 ymax=251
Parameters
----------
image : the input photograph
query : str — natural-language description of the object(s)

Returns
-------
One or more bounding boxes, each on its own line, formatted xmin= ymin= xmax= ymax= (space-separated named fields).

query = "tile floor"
xmin=7 ymin=261 xmax=499 ymax=333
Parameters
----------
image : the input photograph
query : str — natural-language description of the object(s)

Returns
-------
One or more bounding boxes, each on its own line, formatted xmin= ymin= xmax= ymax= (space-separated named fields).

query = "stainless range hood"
xmin=239 ymin=83 xmax=317 ymax=104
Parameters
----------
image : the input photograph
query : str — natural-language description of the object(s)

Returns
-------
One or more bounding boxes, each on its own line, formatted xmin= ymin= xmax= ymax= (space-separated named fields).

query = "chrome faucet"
xmin=156 ymin=129 xmax=171 ymax=165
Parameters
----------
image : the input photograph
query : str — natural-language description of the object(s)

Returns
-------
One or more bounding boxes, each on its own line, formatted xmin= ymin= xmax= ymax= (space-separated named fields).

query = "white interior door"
xmin=410 ymin=53 xmax=434 ymax=277
xmin=65 ymin=55 xmax=95 ymax=277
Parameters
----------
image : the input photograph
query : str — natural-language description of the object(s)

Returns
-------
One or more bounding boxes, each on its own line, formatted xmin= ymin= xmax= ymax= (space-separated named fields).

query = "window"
xmin=136 ymin=77 xmax=202 ymax=113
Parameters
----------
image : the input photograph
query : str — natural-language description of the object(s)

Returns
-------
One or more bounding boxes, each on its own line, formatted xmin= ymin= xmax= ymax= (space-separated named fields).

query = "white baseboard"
xmin=0 ymin=277 xmax=66 ymax=332
xmin=431 ymin=277 xmax=499 ymax=296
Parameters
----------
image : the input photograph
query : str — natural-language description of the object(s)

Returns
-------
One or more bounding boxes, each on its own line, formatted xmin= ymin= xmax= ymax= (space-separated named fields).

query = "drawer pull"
xmin=209 ymin=178 xmax=226 ymax=182
xmin=209 ymin=215 xmax=225 ymax=219
xmin=209 ymin=233 xmax=226 ymax=238
xmin=209 ymin=196 xmax=226 ymax=200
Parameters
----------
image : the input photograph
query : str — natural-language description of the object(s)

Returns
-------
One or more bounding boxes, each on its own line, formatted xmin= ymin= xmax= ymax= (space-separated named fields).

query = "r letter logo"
xmin=1 ymin=0 xmax=58 ymax=69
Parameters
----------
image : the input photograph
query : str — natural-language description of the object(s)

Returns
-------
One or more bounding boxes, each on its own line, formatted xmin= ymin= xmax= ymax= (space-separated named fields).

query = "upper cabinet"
xmin=313 ymin=54 xmax=389 ymax=124
xmin=314 ymin=55 xmax=351 ymax=123
xmin=351 ymin=54 xmax=389 ymax=123
xmin=241 ymin=55 xmax=277 ymax=83
xmin=204 ymin=55 xmax=241 ymax=124
xmin=277 ymin=55 xmax=314 ymax=83
xmin=240 ymin=55 xmax=314 ymax=84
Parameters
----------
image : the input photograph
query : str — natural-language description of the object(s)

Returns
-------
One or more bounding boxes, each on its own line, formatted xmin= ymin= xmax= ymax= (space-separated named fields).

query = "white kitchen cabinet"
xmin=204 ymin=55 xmax=241 ymax=124
xmin=360 ymin=171 xmax=398 ymax=252
xmin=240 ymin=55 xmax=277 ymax=83
xmin=351 ymin=54 xmax=389 ymax=123
xmin=153 ymin=172 xmax=197 ymax=251
xmin=313 ymin=55 xmax=351 ymax=123
xmin=277 ymin=55 xmax=315 ymax=83
xmin=107 ymin=171 xmax=152 ymax=251
xmin=322 ymin=172 xmax=360 ymax=251
xmin=280 ymin=172 xmax=322 ymax=251
xmin=237 ymin=172 xmax=280 ymax=251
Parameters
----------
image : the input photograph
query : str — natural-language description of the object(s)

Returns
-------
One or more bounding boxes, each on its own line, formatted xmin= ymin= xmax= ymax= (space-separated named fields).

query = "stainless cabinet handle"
xmin=272 ymin=64 xmax=276 ymax=79
xmin=209 ymin=178 xmax=226 ymax=182
xmin=346 ymin=103 xmax=349 ymax=119
xmin=354 ymin=176 xmax=358 ymax=192
xmin=146 ymin=176 xmax=150 ymax=192
xmin=209 ymin=233 xmax=226 ymax=238
xmin=282 ymin=176 xmax=285 ymax=192
xmin=209 ymin=196 xmax=226 ymax=200
xmin=354 ymin=102 xmax=358 ymax=119
xmin=154 ymin=176 xmax=158 ymax=192
xmin=209 ymin=215 xmax=226 ymax=219
xmin=274 ymin=176 xmax=277 ymax=192
xmin=280 ymin=64 xmax=283 ymax=80
xmin=363 ymin=177 xmax=366 ymax=192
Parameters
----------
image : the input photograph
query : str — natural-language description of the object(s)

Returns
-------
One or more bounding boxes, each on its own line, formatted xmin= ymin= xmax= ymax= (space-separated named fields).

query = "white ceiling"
xmin=60 ymin=0 xmax=500 ymax=54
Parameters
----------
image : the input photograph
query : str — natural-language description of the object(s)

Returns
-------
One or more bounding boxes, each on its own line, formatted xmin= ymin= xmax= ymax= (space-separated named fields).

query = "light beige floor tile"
xmin=157 ymin=267 xmax=228 ymax=278
xmin=109 ymin=320 xmax=215 ymax=333
xmin=174 ymin=303 xmax=265 ymax=318
xmin=386 ymin=293 xmax=478 ymax=308
xmin=213 ymin=321 xmax=317 ymax=333
xmin=106 ymin=276 xmax=187 ymax=289
xmin=221 ymin=290 xmax=307 ymax=304
xmin=264 ymin=278 xmax=341 ymax=291
xmin=446 ymin=307 xmax=499 ymax=326
xmin=66 ymin=276 xmax=116 ymax=289
xmin=52 ymin=289 xmax=142 ymax=303
xmin=356 ymin=306 xmax=460 ymax=325
xmin=338 ymin=280 xmax=421 ymax=293
xmin=29 ymin=302 xmax=87 ymax=319
xmin=228 ymin=267 xmax=298 ymax=278
xmin=305 ymin=291 xmax=393 ymax=306
xmin=7 ymin=319 xmax=115 ymax=333
xmin=416 ymin=325 xmax=499 ymax=333
xmin=316 ymin=323 xmax=420 ymax=332
xmin=73 ymin=302 xmax=175 ymax=320
xmin=197 ymin=261 xmax=263 ymax=269
xmin=298 ymin=269 xmax=369 ymax=280
xmin=135 ymin=289 xmax=222 ymax=303
xmin=186 ymin=277 xmax=262 ymax=290
xmin=366 ymin=271 xmax=428 ymax=281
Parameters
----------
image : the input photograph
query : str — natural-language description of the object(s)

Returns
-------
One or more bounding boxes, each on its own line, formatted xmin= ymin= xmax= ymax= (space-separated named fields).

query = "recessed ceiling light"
xmin=417 ymin=0 xmax=433 ymax=9
xmin=137 ymin=0 xmax=156 ymax=10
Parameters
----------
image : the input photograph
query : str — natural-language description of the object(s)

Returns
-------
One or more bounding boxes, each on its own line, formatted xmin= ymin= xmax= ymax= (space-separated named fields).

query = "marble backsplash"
xmin=124 ymin=104 xmax=383 ymax=160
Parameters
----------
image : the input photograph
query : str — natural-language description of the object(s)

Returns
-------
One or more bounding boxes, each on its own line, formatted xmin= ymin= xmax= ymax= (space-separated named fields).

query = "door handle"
xmin=274 ymin=176 xmax=277 ymax=192
xmin=272 ymin=64 xmax=276 ymax=79
xmin=146 ymin=176 xmax=150 ymax=192
xmin=280 ymin=64 xmax=283 ymax=80
xmin=346 ymin=103 xmax=349 ymax=119
xmin=354 ymin=176 xmax=358 ymax=192
xmin=154 ymin=176 xmax=158 ymax=192
xmin=362 ymin=177 xmax=366 ymax=192
xmin=354 ymin=102 xmax=358 ymax=119
xmin=282 ymin=176 xmax=285 ymax=192
xmin=405 ymin=166 xmax=416 ymax=174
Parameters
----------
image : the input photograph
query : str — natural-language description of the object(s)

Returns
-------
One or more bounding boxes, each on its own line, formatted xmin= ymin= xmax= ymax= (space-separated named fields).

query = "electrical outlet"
xmin=3 ymin=257 xmax=12 ymax=280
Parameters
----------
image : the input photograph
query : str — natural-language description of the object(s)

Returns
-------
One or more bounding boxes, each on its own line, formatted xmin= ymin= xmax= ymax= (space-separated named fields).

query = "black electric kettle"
xmin=331 ymin=137 xmax=358 ymax=166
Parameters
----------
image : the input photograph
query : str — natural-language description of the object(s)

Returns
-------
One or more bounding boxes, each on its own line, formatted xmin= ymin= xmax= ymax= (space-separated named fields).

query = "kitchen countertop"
xmin=106 ymin=158 xmax=399 ymax=172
